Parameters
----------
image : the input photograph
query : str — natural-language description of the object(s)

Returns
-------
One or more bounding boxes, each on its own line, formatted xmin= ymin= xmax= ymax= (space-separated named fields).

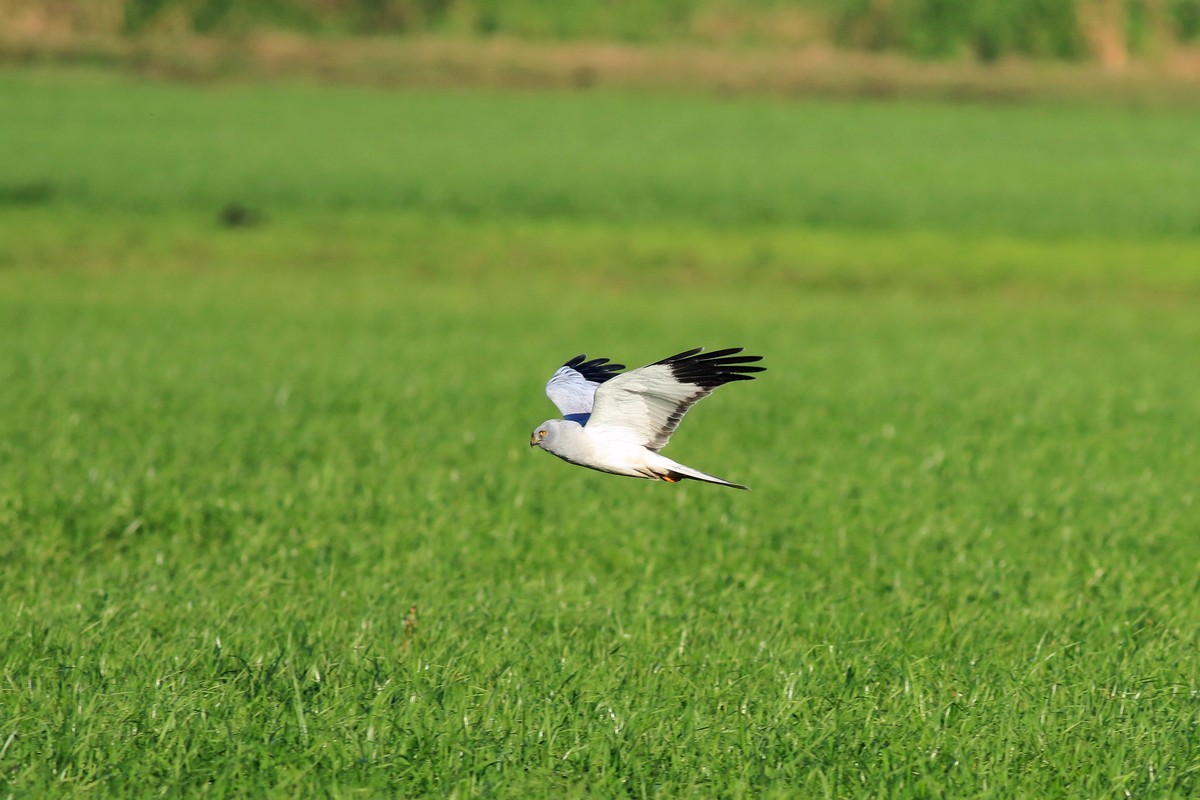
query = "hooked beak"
xmin=530 ymin=436 xmax=538 ymax=448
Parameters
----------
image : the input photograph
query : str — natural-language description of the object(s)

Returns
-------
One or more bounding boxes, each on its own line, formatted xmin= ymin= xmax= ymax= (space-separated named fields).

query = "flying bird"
xmin=530 ymin=347 xmax=765 ymax=490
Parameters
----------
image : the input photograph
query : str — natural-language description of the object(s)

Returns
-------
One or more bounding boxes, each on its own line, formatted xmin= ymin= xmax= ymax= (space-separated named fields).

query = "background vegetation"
xmin=2 ymin=65 xmax=1200 ymax=795
xmin=4 ymin=0 xmax=1200 ymax=61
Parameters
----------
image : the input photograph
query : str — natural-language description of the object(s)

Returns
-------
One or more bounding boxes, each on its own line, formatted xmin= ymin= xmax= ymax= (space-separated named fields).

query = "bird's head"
xmin=530 ymin=420 xmax=553 ymax=449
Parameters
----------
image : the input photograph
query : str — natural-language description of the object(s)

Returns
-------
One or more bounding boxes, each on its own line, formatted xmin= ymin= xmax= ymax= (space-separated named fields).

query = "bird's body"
xmin=534 ymin=418 xmax=741 ymax=486
xmin=530 ymin=347 xmax=764 ymax=490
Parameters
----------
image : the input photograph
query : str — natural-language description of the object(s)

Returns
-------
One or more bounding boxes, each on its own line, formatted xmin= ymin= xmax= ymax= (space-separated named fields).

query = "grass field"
xmin=3 ymin=70 xmax=1200 ymax=797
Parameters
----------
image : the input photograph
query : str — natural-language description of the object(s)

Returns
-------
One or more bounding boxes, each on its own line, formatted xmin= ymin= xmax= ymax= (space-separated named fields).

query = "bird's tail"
xmin=659 ymin=461 xmax=749 ymax=490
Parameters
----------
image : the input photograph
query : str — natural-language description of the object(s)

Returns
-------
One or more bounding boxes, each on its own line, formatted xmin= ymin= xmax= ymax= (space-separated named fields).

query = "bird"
xmin=530 ymin=347 xmax=765 ymax=490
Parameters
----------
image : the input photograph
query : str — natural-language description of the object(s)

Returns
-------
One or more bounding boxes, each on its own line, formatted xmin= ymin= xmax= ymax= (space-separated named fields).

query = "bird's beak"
xmin=530 ymin=436 xmax=538 ymax=448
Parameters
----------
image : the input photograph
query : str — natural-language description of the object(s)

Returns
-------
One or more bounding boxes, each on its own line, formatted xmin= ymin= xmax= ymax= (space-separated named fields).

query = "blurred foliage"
xmin=831 ymin=0 xmax=1200 ymax=61
xmin=830 ymin=0 xmax=1086 ymax=61
xmin=1170 ymin=0 xmax=1200 ymax=38
xmin=2 ymin=0 xmax=1199 ymax=60
xmin=122 ymin=0 xmax=458 ymax=34
xmin=117 ymin=0 xmax=796 ymax=38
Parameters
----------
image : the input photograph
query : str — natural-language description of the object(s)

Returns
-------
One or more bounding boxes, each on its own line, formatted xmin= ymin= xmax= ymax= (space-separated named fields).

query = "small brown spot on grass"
xmin=402 ymin=604 xmax=418 ymax=653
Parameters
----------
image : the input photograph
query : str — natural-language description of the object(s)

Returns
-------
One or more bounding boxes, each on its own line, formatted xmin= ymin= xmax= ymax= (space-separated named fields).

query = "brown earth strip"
xmin=3 ymin=33 xmax=1200 ymax=105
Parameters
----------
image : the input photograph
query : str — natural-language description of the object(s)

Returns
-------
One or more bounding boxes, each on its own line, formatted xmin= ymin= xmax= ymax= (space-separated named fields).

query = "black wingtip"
xmin=563 ymin=354 xmax=625 ymax=383
xmin=655 ymin=347 xmax=765 ymax=388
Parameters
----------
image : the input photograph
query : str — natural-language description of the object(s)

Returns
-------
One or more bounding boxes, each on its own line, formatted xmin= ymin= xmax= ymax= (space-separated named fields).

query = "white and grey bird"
xmin=530 ymin=347 xmax=765 ymax=490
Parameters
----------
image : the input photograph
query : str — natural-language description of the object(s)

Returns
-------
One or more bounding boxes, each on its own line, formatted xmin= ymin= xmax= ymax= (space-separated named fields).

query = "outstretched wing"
xmin=585 ymin=347 xmax=764 ymax=451
xmin=545 ymin=354 xmax=625 ymax=423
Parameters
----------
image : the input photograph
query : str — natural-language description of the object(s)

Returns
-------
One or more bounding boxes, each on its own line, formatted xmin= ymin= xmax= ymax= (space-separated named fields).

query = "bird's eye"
xmin=538 ymin=430 xmax=547 ymax=438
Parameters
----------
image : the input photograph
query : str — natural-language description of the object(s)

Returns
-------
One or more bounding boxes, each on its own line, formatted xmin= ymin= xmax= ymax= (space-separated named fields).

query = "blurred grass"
xmin=2 ymin=70 xmax=1200 ymax=796
xmin=4 ymin=71 xmax=1200 ymax=239
xmin=5 ymin=207 xmax=1200 ymax=301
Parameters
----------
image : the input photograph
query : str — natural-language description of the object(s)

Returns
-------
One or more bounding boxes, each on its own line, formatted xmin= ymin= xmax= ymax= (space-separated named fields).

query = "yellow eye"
xmin=538 ymin=430 xmax=547 ymax=438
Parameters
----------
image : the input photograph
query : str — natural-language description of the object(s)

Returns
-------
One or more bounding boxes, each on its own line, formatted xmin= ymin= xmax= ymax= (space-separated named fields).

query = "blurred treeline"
xmin=4 ymin=0 xmax=1199 ymax=62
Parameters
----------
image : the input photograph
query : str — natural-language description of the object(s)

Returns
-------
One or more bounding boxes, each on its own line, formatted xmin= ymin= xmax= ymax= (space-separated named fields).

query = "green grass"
xmin=5 ymin=71 xmax=1200 ymax=237
xmin=3 ymin=70 xmax=1200 ymax=797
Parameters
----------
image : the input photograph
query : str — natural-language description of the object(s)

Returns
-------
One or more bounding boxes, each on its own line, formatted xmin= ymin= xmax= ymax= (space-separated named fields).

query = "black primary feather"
xmin=563 ymin=354 xmax=625 ymax=383
xmin=653 ymin=347 xmax=765 ymax=388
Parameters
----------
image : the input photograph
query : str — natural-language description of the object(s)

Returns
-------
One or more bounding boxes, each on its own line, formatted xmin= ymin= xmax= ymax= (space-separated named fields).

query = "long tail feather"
xmin=661 ymin=462 xmax=749 ymax=490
